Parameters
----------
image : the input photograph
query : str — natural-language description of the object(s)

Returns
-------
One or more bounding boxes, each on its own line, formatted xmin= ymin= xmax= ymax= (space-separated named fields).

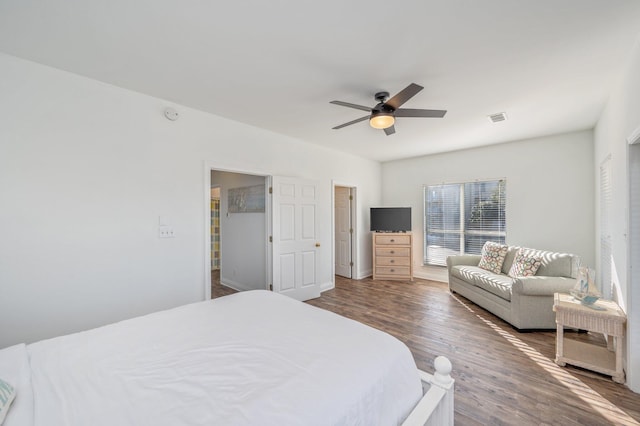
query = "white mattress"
xmin=26 ymin=290 xmax=422 ymax=425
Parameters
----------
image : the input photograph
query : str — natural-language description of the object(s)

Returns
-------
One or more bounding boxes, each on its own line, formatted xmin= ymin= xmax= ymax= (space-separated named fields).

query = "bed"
xmin=0 ymin=290 xmax=453 ymax=425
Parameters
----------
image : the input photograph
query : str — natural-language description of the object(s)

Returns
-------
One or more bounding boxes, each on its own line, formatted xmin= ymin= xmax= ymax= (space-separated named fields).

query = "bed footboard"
xmin=401 ymin=356 xmax=454 ymax=426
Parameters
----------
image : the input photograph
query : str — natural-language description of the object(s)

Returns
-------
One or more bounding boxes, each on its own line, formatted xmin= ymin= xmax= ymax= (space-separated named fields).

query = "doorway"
xmin=334 ymin=184 xmax=357 ymax=279
xmin=204 ymin=164 xmax=323 ymax=302
xmin=210 ymin=170 xmax=269 ymax=295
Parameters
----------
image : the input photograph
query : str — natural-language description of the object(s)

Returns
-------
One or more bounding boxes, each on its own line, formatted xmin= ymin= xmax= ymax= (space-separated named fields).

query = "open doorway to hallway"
xmin=210 ymin=169 xmax=268 ymax=296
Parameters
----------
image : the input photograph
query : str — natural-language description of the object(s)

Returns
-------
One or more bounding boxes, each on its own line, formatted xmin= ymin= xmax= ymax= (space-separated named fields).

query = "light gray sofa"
xmin=447 ymin=246 xmax=580 ymax=330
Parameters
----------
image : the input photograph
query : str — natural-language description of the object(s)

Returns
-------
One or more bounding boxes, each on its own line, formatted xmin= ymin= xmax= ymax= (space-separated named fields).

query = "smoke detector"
xmin=164 ymin=107 xmax=179 ymax=121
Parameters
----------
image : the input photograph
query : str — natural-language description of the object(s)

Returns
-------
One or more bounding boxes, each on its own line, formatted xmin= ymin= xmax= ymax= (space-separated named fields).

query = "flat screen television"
xmin=370 ymin=207 xmax=411 ymax=232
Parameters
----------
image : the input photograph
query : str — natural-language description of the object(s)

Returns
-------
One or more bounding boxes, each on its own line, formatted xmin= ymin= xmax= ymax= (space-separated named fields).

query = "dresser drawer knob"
xmin=390 ymin=250 xmax=395 ymax=254
xmin=390 ymin=239 xmax=395 ymax=242
xmin=390 ymin=259 xmax=395 ymax=263
xmin=390 ymin=269 xmax=395 ymax=272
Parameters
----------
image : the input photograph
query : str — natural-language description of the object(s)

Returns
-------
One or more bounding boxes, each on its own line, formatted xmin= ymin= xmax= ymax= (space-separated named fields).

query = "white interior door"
xmin=272 ymin=176 xmax=321 ymax=301
xmin=335 ymin=186 xmax=352 ymax=278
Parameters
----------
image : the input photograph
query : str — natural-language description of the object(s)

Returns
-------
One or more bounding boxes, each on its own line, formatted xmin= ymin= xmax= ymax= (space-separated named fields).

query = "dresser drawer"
xmin=375 ymin=247 xmax=410 ymax=257
xmin=376 ymin=256 xmax=410 ymax=266
xmin=375 ymin=234 xmax=411 ymax=246
xmin=375 ymin=266 xmax=411 ymax=276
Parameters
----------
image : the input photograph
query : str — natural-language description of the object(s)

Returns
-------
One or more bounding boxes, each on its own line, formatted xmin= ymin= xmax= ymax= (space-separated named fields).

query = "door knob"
xmin=315 ymin=243 xmax=321 ymax=247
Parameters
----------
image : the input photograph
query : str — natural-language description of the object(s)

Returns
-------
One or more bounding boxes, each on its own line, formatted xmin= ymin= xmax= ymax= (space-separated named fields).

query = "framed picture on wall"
xmin=228 ymin=185 xmax=265 ymax=213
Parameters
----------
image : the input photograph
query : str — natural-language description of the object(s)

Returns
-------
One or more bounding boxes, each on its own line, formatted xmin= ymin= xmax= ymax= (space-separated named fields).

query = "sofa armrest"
xmin=512 ymin=276 xmax=575 ymax=296
xmin=446 ymin=255 xmax=481 ymax=273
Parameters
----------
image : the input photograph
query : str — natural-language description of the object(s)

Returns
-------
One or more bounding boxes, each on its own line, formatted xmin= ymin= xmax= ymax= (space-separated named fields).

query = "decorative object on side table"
xmin=569 ymin=266 xmax=601 ymax=308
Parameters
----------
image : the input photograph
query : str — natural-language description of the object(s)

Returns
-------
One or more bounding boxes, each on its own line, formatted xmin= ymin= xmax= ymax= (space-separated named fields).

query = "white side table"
xmin=553 ymin=293 xmax=626 ymax=383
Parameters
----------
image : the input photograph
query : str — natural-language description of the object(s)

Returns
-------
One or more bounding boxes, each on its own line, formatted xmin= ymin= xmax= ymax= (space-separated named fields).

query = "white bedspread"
xmin=27 ymin=290 xmax=422 ymax=425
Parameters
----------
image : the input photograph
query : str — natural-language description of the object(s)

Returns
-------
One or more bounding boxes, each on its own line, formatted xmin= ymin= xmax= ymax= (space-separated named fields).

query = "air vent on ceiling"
xmin=488 ymin=112 xmax=508 ymax=123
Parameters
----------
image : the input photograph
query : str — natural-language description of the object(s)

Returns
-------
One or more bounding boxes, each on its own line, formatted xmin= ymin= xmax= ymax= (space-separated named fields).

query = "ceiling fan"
xmin=330 ymin=83 xmax=446 ymax=135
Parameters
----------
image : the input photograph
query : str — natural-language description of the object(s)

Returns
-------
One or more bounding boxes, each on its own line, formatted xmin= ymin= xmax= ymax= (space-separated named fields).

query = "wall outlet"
xmin=158 ymin=226 xmax=175 ymax=238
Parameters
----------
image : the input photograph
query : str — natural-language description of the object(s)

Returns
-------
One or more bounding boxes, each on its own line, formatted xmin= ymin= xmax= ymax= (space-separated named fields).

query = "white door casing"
xmin=335 ymin=186 xmax=352 ymax=278
xmin=272 ymin=176 xmax=321 ymax=301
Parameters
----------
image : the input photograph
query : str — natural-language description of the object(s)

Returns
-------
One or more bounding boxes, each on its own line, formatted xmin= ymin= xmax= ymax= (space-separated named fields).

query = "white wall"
xmin=0 ymin=53 xmax=381 ymax=348
xmin=381 ymin=130 xmax=595 ymax=282
xmin=594 ymin=35 xmax=640 ymax=392
xmin=211 ymin=171 xmax=266 ymax=291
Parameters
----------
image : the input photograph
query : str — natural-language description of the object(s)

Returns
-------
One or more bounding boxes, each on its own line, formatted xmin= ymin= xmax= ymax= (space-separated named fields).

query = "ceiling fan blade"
xmin=395 ymin=108 xmax=447 ymax=118
xmin=330 ymin=100 xmax=372 ymax=112
xmin=385 ymin=83 xmax=424 ymax=109
xmin=332 ymin=115 xmax=369 ymax=129
xmin=384 ymin=125 xmax=396 ymax=136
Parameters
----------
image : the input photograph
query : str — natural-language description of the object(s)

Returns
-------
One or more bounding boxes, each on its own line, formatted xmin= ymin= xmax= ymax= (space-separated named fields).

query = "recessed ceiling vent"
xmin=488 ymin=112 xmax=508 ymax=123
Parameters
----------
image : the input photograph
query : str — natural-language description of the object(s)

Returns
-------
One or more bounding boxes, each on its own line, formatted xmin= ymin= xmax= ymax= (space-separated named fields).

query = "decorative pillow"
xmin=0 ymin=377 xmax=16 ymax=425
xmin=477 ymin=241 xmax=509 ymax=274
xmin=508 ymin=249 xmax=543 ymax=278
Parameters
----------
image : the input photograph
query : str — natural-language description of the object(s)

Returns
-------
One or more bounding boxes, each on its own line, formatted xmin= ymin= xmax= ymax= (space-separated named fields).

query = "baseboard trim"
xmin=357 ymin=268 xmax=373 ymax=280
xmin=220 ymin=278 xmax=265 ymax=292
xmin=413 ymin=270 xmax=447 ymax=283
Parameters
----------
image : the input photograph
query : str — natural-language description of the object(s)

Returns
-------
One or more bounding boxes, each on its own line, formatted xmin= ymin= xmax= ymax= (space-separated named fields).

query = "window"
xmin=424 ymin=179 xmax=506 ymax=266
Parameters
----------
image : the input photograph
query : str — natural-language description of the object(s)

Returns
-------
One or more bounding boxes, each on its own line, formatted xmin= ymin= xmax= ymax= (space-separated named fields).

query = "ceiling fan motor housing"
xmin=372 ymin=103 xmax=395 ymax=114
xmin=374 ymin=91 xmax=390 ymax=104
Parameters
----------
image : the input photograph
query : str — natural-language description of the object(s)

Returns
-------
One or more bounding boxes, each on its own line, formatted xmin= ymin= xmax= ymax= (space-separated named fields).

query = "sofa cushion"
xmin=508 ymin=249 xmax=543 ymax=278
xmin=535 ymin=251 xmax=574 ymax=277
xmin=501 ymin=246 xmax=519 ymax=275
xmin=473 ymin=273 xmax=514 ymax=301
xmin=478 ymin=241 xmax=509 ymax=274
xmin=450 ymin=265 xmax=486 ymax=283
xmin=501 ymin=246 xmax=575 ymax=278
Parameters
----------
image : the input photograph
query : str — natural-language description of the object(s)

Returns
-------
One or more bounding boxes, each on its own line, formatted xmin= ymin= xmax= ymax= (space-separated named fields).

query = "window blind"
xmin=424 ymin=184 xmax=461 ymax=266
xmin=600 ymin=156 xmax=612 ymax=298
xmin=424 ymin=180 xmax=506 ymax=266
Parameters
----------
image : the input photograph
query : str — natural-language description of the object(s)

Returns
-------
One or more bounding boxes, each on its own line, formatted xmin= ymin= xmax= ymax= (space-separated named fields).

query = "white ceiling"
xmin=1 ymin=0 xmax=639 ymax=162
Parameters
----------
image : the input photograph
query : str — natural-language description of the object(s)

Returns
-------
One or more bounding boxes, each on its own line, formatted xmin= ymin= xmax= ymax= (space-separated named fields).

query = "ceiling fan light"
xmin=370 ymin=113 xmax=395 ymax=129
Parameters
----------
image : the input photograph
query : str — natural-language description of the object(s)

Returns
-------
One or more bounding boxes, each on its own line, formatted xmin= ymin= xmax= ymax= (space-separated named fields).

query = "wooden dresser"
xmin=372 ymin=232 xmax=413 ymax=281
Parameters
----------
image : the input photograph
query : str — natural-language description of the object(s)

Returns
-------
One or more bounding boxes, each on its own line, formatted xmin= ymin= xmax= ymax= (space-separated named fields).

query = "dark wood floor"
xmin=212 ymin=273 xmax=640 ymax=425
